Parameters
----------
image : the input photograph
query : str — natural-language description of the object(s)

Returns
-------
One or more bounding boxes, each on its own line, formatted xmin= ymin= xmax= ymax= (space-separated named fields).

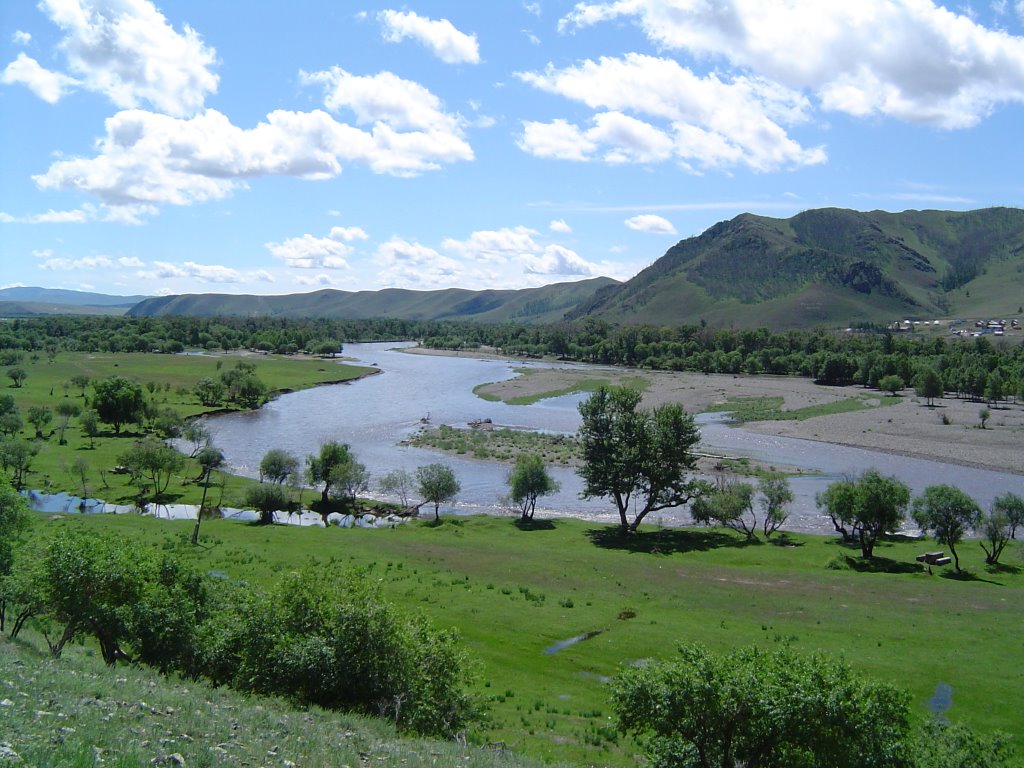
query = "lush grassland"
xmin=3 ymin=351 xmax=371 ymax=506
xmin=17 ymin=511 xmax=1024 ymax=766
xmin=708 ymin=393 xmax=902 ymax=422
xmin=474 ymin=373 xmax=648 ymax=406
xmin=410 ymin=424 xmax=578 ymax=466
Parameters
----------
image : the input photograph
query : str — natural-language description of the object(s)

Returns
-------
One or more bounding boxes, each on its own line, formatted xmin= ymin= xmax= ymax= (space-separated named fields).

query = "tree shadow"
xmin=940 ymin=570 xmax=1003 ymax=585
xmin=839 ymin=555 xmax=922 ymax=574
xmin=586 ymin=526 xmax=746 ymax=555
xmin=985 ymin=562 xmax=1021 ymax=575
xmin=514 ymin=518 xmax=557 ymax=532
xmin=766 ymin=533 xmax=804 ymax=547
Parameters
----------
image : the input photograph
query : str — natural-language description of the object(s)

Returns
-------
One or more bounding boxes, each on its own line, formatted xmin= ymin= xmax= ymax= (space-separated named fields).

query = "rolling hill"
xmin=0 ymin=287 xmax=151 ymax=317
xmin=127 ymin=277 xmax=618 ymax=323
xmin=571 ymin=207 xmax=1024 ymax=328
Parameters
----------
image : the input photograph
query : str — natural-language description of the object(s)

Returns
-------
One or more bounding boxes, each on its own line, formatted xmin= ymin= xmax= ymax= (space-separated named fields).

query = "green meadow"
xmin=14 ymin=511 xmax=1023 ymax=766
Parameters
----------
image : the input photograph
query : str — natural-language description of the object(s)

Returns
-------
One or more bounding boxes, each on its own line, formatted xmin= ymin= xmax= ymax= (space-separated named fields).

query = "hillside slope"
xmin=572 ymin=207 xmax=1024 ymax=328
xmin=128 ymin=277 xmax=618 ymax=323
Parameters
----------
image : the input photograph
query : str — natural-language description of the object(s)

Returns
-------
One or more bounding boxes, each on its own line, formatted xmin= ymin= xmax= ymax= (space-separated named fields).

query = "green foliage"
xmin=991 ymin=492 xmax=1024 ymax=539
xmin=816 ymin=471 xmax=911 ymax=558
xmin=244 ymin=482 xmax=291 ymax=525
xmin=193 ymin=375 xmax=225 ymax=406
xmin=54 ymin=399 xmax=81 ymax=444
xmin=0 ymin=438 xmax=40 ymax=490
xmin=759 ymin=474 xmax=794 ymax=537
xmin=306 ymin=440 xmax=354 ymax=505
xmin=913 ymin=368 xmax=943 ymax=406
xmin=691 ymin=477 xmax=758 ymax=539
xmin=118 ymin=435 xmax=187 ymax=503
xmin=379 ymin=468 xmax=415 ymax=507
xmin=507 ymin=454 xmax=559 ymax=520
xmin=259 ymin=447 xmax=300 ymax=484
xmin=577 ymin=386 xmax=702 ymax=533
xmin=92 ymin=375 xmax=145 ymax=434
xmin=26 ymin=404 xmax=52 ymax=438
xmin=7 ymin=366 xmax=27 ymax=388
xmin=417 ymin=463 xmax=460 ymax=521
xmin=913 ymin=485 xmax=983 ymax=572
xmin=878 ymin=374 xmax=905 ymax=395
xmin=610 ymin=643 xmax=911 ymax=768
xmin=911 ymin=719 xmax=1016 ymax=768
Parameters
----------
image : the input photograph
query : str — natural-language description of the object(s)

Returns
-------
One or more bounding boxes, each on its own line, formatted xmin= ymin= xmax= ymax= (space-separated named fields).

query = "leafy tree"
xmin=70 ymin=456 xmax=91 ymax=507
xmin=306 ymin=441 xmax=352 ymax=504
xmin=193 ymin=376 xmax=225 ymax=407
xmin=507 ymin=453 xmax=559 ymax=520
xmin=244 ymin=482 xmax=290 ymax=525
xmin=992 ymin=492 xmax=1024 ymax=539
xmin=985 ymin=371 xmax=1004 ymax=404
xmin=759 ymin=474 xmax=794 ymax=537
xmin=119 ymin=436 xmax=186 ymax=502
xmin=151 ymin=406 xmax=184 ymax=438
xmin=310 ymin=339 xmax=342 ymax=357
xmin=978 ymin=508 xmax=1011 ymax=566
xmin=610 ymin=643 xmax=911 ymax=768
xmin=878 ymin=374 xmax=904 ymax=395
xmin=92 ymin=376 xmax=145 ymax=434
xmin=979 ymin=407 xmax=990 ymax=429
xmin=0 ymin=438 xmax=39 ymax=490
xmin=259 ymin=448 xmax=299 ymax=485
xmin=914 ymin=368 xmax=943 ymax=406
xmin=70 ymin=374 xmax=90 ymax=396
xmin=417 ymin=463 xmax=460 ymax=521
xmin=191 ymin=444 xmax=224 ymax=545
xmin=78 ymin=408 xmax=100 ymax=448
xmin=182 ymin=420 xmax=210 ymax=457
xmin=6 ymin=367 xmax=26 ymax=388
xmin=54 ymin=399 xmax=81 ymax=445
xmin=577 ymin=386 xmax=703 ymax=534
xmin=26 ymin=404 xmax=52 ymax=439
xmin=691 ymin=477 xmax=758 ymax=539
xmin=910 ymin=718 xmax=1016 ymax=768
xmin=328 ymin=454 xmax=369 ymax=507
xmin=816 ymin=471 xmax=910 ymax=558
xmin=913 ymin=485 xmax=983 ymax=572
xmin=0 ymin=478 xmax=29 ymax=631
xmin=0 ymin=395 xmax=21 ymax=438
xmin=379 ymin=468 xmax=415 ymax=508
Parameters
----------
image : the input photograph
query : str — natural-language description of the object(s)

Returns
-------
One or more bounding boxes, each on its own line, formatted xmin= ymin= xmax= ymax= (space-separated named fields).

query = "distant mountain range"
xmin=8 ymin=207 xmax=1024 ymax=328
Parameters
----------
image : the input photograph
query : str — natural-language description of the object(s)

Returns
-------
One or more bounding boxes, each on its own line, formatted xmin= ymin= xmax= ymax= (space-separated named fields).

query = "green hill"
xmin=572 ymin=207 xmax=1024 ymax=328
xmin=0 ymin=287 xmax=150 ymax=317
xmin=127 ymin=277 xmax=618 ymax=323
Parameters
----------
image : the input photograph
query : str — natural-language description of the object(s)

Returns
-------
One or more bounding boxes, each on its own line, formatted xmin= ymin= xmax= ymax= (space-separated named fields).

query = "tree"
xmin=577 ymin=386 xmax=703 ymax=534
xmin=978 ymin=508 xmax=1011 ymax=566
xmin=759 ymin=474 xmax=794 ymax=537
xmin=119 ymin=436 xmax=186 ymax=502
xmin=913 ymin=485 xmax=982 ymax=572
xmin=310 ymin=339 xmax=342 ymax=357
xmin=54 ymin=400 xmax=81 ymax=445
xmin=78 ymin=408 xmax=100 ymax=448
xmin=306 ymin=441 xmax=352 ymax=504
xmin=259 ymin=448 xmax=299 ymax=485
xmin=245 ymin=482 xmax=290 ymax=525
xmin=816 ymin=471 xmax=910 ymax=559
xmin=191 ymin=444 xmax=225 ymax=544
xmin=182 ymin=420 xmax=210 ymax=457
xmin=878 ymin=374 xmax=905 ymax=395
xmin=985 ymin=371 xmax=1004 ymax=404
xmin=417 ymin=463 xmax=460 ymax=521
xmin=6 ymin=367 xmax=26 ymax=388
xmin=0 ymin=395 xmax=21 ymax=438
xmin=379 ymin=468 xmax=415 ymax=508
xmin=0 ymin=477 xmax=29 ymax=631
xmin=193 ymin=376 xmax=225 ymax=407
xmin=92 ymin=376 xmax=145 ymax=434
xmin=979 ymin=407 xmax=990 ymax=429
xmin=328 ymin=454 xmax=369 ymax=508
xmin=70 ymin=456 xmax=91 ymax=508
xmin=70 ymin=374 xmax=90 ymax=397
xmin=0 ymin=438 xmax=39 ymax=490
xmin=992 ymin=492 xmax=1024 ymax=539
xmin=914 ymin=368 xmax=943 ymax=407
xmin=610 ymin=643 xmax=911 ymax=768
xmin=691 ymin=477 xmax=758 ymax=539
xmin=507 ymin=454 xmax=559 ymax=521
xmin=151 ymin=406 xmax=184 ymax=438
xmin=26 ymin=404 xmax=52 ymax=439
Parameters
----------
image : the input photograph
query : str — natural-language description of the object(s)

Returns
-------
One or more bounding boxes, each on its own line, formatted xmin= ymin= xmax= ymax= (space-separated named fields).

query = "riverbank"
xmin=458 ymin=355 xmax=1024 ymax=476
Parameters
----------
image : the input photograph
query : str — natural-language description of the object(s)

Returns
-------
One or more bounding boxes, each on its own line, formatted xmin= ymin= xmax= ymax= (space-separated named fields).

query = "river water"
xmin=195 ymin=342 xmax=1023 ymax=534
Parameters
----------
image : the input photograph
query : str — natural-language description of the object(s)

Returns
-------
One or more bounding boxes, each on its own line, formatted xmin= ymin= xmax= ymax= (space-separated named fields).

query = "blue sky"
xmin=3 ymin=0 xmax=1024 ymax=298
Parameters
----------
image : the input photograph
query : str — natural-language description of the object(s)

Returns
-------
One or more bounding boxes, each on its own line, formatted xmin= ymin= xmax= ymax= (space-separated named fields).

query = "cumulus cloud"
xmin=138 ymin=260 xmax=241 ymax=283
xmin=39 ymin=255 xmax=114 ymax=271
xmin=33 ymin=95 xmax=472 ymax=212
xmin=0 ymin=206 xmax=90 ymax=224
xmin=118 ymin=256 xmax=145 ymax=267
xmin=295 ymin=274 xmax=337 ymax=287
xmin=549 ymin=219 xmax=572 ymax=233
xmin=375 ymin=237 xmax=462 ymax=289
xmin=523 ymin=244 xmax=602 ymax=276
xmin=559 ymin=0 xmax=1024 ymax=129
xmin=17 ymin=0 xmax=219 ymax=116
xmin=12 ymin=31 xmax=31 ymax=45
xmin=378 ymin=10 xmax=480 ymax=64
xmin=625 ymin=214 xmax=677 ymax=234
xmin=442 ymin=226 xmax=543 ymax=263
xmin=1 ymin=53 xmax=80 ymax=103
xmin=517 ymin=54 xmax=825 ymax=172
xmin=265 ymin=229 xmax=359 ymax=270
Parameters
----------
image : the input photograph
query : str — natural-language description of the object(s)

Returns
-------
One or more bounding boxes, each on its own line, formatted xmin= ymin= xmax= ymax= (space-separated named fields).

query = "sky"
xmin=3 ymin=1 xmax=1024 ymax=299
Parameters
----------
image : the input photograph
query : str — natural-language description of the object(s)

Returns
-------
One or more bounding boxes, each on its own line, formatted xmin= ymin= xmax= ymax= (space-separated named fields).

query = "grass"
xmin=708 ymin=393 xmax=901 ymax=422
xmin=3 ymin=351 xmax=372 ymax=508
xmin=13 ymin=512 xmax=1024 ymax=766
xmin=474 ymin=372 xmax=649 ymax=406
xmin=410 ymin=424 xmax=578 ymax=466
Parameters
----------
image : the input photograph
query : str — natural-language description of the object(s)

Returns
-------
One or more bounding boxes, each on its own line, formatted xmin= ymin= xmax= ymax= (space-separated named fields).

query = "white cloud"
xmin=328 ymin=226 xmax=369 ymax=242
xmin=517 ymin=54 xmax=825 ymax=172
xmin=523 ymin=244 xmax=602 ymax=276
xmin=40 ymin=255 xmax=114 ymax=271
xmin=1 ymin=53 xmax=80 ymax=103
xmin=378 ymin=10 xmax=480 ymax=64
xmin=549 ymin=219 xmax=572 ymax=233
xmin=118 ymin=256 xmax=145 ymax=267
xmin=375 ymin=237 xmax=462 ymax=289
xmin=265 ymin=232 xmax=356 ymax=270
xmin=0 ymin=206 xmax=90 ymax=224
xmin=12 ymin=31 xmax=32 ymax=45
xmin=625 ymin=214 xmax=677 ymax=234
xmin=442 ymin=226 xmax=542 ymax=263
xmin=251 ymin=270 xmax=274 ymax=283
xmin=32 ymin=0 xmax=218 ymax=116
xmin=560 ymin=0 xmax=1024 ymax=129
xmin=139 ymin=260 xmax=241 ymax=283
xmin=295 ymin=274 xmax=338 ymax=287
xmin=34 ymin=99 xmax=471 ymax=210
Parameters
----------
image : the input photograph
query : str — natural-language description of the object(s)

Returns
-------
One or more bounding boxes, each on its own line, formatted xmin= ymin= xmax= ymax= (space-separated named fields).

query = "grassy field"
xmin=708 ymin=393 xmax=902 ymax=422
xmin=3 ymin=351 xmax=372 ymax=507
xmin=410 ymin=423 xmax=579 ymax=466
xmin=14 ymin=511 xmax=1023 ymax=766
xmin=474 ymin=373 xmax=648 ymax=406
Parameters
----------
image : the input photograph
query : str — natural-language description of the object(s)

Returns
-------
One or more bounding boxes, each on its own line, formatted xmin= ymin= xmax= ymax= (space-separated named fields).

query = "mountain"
xmin=571 ymin=207 xmax=1024 ymax=328
xmin=127 ymin=277 xmax=618 ymax=323
xmin=0 ymin=287 xmax=150 ymax=316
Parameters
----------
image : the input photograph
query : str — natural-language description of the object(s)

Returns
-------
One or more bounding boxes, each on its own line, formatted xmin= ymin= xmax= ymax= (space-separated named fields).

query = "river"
xmin=197 ymin=342 xmax=1022 ymax=534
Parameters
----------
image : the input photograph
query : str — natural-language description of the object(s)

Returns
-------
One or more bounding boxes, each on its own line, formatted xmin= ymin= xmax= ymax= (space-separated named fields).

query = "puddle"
xmin=928 ymin=682 xmax=953 ymax=714
xmin=544 ymin=629 xmax=603 ymax=655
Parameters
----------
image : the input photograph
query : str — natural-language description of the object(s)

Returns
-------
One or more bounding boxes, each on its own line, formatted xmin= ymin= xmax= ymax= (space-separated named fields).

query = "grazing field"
xmin=16 ymin=511 xmax=1024 ymax=766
